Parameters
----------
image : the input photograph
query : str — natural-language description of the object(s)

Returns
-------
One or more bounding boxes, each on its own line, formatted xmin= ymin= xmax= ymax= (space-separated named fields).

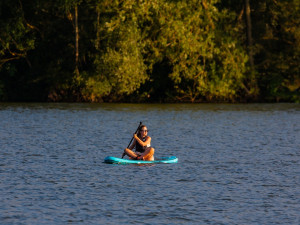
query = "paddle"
xmin=122 ymin=121 xmax=142 ymax=158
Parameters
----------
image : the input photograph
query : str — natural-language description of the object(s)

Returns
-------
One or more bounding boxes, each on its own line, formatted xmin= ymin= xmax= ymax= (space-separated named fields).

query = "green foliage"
xmin=254 ymin=0 xmax=300 ymax=101
xmin=80 ymin=0 xmax=149 ymax=101
xmin=0 ymin=0 xmax=36 ymax=67
xmin=156 ymin=0 xmax=248 ymax=102
xmin=0 ymin=0 xmax=298 ymax=102
xmin=220 ymin=0 xmax=300 ymax=102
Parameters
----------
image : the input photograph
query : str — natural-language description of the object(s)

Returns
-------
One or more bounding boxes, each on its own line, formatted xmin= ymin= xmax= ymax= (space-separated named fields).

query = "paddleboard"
xmin=104 ymin=156 xmax=178 ymax=164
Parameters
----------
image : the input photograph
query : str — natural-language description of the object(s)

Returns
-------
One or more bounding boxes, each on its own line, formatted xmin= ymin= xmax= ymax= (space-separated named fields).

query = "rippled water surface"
xmin=0 ymin=103 xmax=299 ymax=224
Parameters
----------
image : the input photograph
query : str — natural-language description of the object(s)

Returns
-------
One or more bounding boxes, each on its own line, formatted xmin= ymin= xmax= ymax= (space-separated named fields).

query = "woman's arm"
xmin=128 ymin=139 xmax=136 ymax=150
xmin=133 ymin=134 xmax=151 ymax=147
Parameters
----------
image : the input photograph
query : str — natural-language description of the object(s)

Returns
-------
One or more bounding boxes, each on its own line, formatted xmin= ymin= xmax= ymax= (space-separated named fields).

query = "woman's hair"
xmin=138 ymin=125 xmax=147 ymax=136
xmin=139 ymin=125 xmax=147 ymax=131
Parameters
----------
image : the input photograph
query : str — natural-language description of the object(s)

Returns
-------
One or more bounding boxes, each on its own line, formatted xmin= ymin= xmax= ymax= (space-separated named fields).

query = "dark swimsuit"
xmin=135 ymin=136 xmax=147 ymax=153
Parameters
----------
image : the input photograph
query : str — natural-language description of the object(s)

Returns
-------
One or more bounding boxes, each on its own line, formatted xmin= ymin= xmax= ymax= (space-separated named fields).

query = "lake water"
xmin=0 ymin=103 xmax=299 ymax=224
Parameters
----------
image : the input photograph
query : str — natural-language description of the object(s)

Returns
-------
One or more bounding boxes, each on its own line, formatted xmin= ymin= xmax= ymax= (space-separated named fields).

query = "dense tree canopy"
xmin=0 ymin=0 xmax=299 ymax=102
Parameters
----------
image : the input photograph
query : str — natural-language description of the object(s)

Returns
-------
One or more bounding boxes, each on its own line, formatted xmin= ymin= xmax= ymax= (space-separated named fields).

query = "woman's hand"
xmin=135 ymin=153 xmax=142 ymax=160
xmin=133 ymin=133 xmax=138 ymax=139
xmin=136 ymin=155 xmax=144 ymax=160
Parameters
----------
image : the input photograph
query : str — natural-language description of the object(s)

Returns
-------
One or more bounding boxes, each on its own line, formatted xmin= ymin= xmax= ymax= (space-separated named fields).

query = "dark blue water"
xmin=0 ymin=103 xmax=299 ymax=224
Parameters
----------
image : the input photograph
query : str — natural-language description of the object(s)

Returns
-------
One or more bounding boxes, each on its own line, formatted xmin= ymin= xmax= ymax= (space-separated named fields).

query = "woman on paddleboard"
xmin=123 ymin=125 xmax=155 ymax=161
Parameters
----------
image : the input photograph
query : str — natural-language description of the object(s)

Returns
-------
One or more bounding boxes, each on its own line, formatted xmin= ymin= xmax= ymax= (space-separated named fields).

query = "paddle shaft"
xmin=127 ymin=122 xmax=142 ymax=148
xmin=122 ymin=122 xmax=142 ymax=158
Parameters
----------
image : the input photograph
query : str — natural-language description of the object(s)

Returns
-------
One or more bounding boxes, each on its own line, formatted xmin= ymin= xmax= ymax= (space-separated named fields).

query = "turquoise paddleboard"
xmin=104 ymin=156 xmax=178 ymax=164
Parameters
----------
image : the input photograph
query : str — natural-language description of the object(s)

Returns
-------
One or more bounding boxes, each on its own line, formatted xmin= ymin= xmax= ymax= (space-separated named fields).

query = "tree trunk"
xmin=75 ymin=4 xmax=79 ymax=76
xmin=245 ymin=0 xmax=254 ymax=70
xmin=245 ymin=0 xmax=259 ymax=98
xmin=96 ymin=8 xmax=101 ymax=50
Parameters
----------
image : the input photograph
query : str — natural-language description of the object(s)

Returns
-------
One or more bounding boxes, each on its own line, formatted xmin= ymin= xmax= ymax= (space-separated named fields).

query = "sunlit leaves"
xmin=0 ymin=0 xmax=298 ymax=102
xmin=0 ymin=0 xmax=36 ymax=67
xmin=156 ymin=0 xmax=248 ymax=102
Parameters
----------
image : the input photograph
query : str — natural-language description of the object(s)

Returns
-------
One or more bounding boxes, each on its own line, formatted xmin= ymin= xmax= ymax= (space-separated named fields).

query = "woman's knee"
xmin=149 ymin=147 xmax=155 ymax=155
xmin=125 ymin=148 xmax=132 ymax=155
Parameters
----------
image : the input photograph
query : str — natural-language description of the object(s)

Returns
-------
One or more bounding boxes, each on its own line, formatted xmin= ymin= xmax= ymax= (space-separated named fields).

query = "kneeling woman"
xmin=123 ymin=125 xmax=155 ymax=161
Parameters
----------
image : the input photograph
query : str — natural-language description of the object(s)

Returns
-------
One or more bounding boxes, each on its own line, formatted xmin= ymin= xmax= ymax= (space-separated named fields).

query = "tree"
xmin=0 ymin=0 xmax=298 ymax=102
xmin=0 ymin=0 xmax=36 ymax=67
xmin=79 ymin=0 xmax=149 ymax=102
xmin=156 ymin=0 xmax=249 ymax=102
xmin=64 ymin=0 xmax=83 ymax=78
xmin=0 ymin=0 xmax=37 ymax=100
xmin=252 ymin=0 xmax=300 ymax=101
